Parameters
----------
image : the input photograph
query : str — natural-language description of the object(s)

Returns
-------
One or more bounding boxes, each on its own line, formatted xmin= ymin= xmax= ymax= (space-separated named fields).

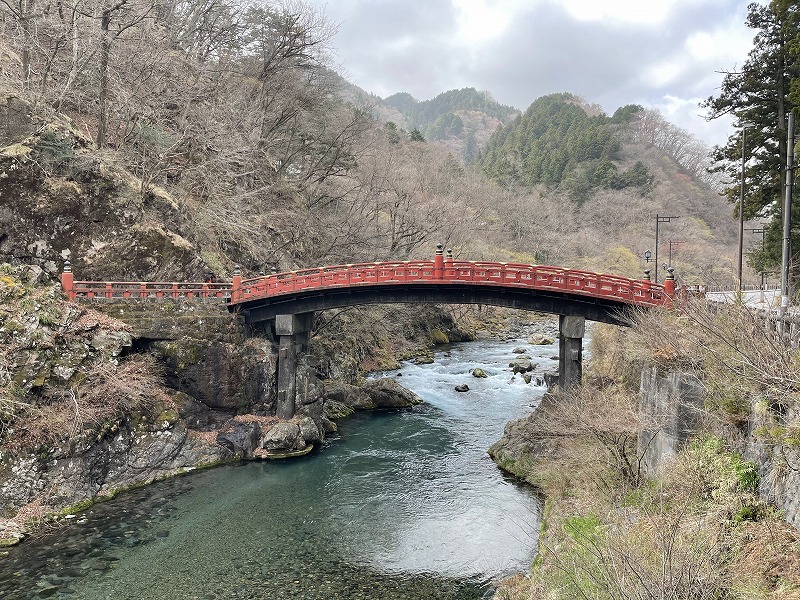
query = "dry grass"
xmin=495 ymin=303 xmax=800 ymax=600
xmin=6 ymin=354 xmax=168 ymax=453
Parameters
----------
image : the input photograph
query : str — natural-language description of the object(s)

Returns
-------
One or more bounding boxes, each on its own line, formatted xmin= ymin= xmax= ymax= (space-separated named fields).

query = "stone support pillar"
xmin=275 ymin=312 xmax=314 ymax=419
xmin=558 ymin=315 xmax=584 ymax=390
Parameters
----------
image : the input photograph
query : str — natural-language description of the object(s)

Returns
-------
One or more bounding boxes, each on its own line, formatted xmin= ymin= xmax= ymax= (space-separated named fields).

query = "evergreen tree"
xmin=475 ymin=92 xmax=648 ymax=197
xmin=703 ymin=1 xmax=800 ymax=275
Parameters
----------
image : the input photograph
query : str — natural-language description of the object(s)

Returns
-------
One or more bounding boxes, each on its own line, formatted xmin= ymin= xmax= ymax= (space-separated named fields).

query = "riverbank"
xmin=489 ymin=307 xmax=800 ymax=599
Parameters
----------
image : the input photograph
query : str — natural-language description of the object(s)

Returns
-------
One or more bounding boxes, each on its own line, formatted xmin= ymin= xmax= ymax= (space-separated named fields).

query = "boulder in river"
xmin=261 ymin=423 xmax=302 ymax=451
xmin=362 ymin=378 xmax=424 ymax=408
xmin=323 ymin=378 xmax=423 ymax=414
xmin=455 ymin=384 xmax=470 ymax=392
xmin=509 ymin=358 xmax=537 ymax=374
xmin=471 ymin=367 xmax=488 ymax=378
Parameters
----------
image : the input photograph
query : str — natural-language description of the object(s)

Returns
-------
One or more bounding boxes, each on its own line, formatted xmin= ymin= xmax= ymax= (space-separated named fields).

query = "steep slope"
xmin=469 ymin=93 xmax=739 ymax=285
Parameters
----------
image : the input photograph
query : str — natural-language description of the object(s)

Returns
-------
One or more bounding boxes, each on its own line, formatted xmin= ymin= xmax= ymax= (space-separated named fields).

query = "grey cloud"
xmin=306 ymin=0 xmax=751 ymax=143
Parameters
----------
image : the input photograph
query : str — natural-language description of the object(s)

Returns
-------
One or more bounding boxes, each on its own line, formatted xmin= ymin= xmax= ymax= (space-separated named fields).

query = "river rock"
xmin=528 ymin=335 xmax=555 ymax=345
xmin=216 ymin=421 xmax=262 ymax=458
xmin=323 ymin=381 xmax=372 ymax=411
xmin=471 ymin=368 xmax=488 ymax=378
xmin=455 ymin=384 xmax=470 ymax=392
xmin=297 ymin=416 xmax=322 ymax=444
xmin=361 ymin=378 xmax=424 ymax=408
xmin=512 ymin=347 xmax=527 ymax=354
xmin=509 ymin=358 xmax=536 ymax=374
xmin=261 ymin=423 xmax=301 ymax=451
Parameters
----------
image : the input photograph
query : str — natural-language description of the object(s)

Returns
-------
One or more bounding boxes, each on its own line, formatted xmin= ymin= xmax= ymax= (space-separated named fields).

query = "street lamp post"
xmin=654 ymin=214 xmax=679 ymax=284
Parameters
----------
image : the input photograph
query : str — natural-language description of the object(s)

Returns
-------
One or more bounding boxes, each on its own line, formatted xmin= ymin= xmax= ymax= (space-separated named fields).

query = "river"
xmin=0 ymin=333 xmax=556 ymax=599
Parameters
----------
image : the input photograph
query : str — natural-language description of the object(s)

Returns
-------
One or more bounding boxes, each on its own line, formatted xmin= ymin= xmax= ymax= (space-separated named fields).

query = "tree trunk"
xmin=96 ymin=7 xmax=112 ymax=148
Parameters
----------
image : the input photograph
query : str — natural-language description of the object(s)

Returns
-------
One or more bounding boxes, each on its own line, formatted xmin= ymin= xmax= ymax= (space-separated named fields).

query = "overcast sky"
xmin=303 ymin=0 xmax=760 ymax=148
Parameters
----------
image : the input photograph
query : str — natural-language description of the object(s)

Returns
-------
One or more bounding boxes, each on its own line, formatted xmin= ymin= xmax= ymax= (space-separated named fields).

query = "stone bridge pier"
xmin=274 ymin=313 xmax=314 ymax=419
xmin=558 ymin=315 xmax=584 ymax=389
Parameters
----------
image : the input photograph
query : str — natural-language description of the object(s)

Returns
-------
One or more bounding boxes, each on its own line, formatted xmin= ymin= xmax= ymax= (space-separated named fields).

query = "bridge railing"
xmin=61 ymin=254 xmax=668 ymax=308
xmin=234 ymin=260 xmax=667 ymax=307
xmin=63 ymin=279 xmax=233 ymax=301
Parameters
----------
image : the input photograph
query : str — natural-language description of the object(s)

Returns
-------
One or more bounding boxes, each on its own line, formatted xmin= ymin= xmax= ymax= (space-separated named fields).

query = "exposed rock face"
xmin=0 ymin=101 xmax=208 ymax=281
xmin=488 ymin=393 xmax=560 ymax=481
xmin=0 ymin=412 xmax=233 ymax=519
xmin=95 ymin=302 xmax=278 ymax=413
xmin=0 ymin=96 xmax=33 ymax=146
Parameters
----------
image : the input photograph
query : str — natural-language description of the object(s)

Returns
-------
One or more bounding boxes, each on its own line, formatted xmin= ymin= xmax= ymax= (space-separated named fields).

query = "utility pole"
xmin=654 ymin=214 xmax=679 ymax=284
xmin=668 ymin=240 xmax=684 ymax=268
xmin=737 ymin=123 xmax=753 ymax=291
xmin=781 ymin=112 xmax=795 ymax=316
xmin=746 ymin=226 xmax=766 ymax=303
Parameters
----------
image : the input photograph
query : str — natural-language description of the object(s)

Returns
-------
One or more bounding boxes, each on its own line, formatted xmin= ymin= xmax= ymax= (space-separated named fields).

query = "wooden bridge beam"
xmin=558 ymin=315 xmax=584 ymax=390
xmin=275 ymin=313 xmax=314 ymax=419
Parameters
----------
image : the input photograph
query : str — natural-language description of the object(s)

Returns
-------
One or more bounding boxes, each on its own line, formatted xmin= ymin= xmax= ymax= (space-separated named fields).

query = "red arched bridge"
xmin=61 ymin=248 xmax=674 ymax=327
xmin=60 ymin=246 xmax=675 ymax=413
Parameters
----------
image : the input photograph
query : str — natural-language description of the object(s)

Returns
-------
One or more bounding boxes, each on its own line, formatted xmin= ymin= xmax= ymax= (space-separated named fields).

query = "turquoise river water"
xmin=0 ymin=335 xmax=556 ymax=599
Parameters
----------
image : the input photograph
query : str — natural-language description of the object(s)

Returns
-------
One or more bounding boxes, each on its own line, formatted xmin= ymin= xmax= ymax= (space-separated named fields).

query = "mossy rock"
xmin=0 ymin=536 xmax=22 ymax=547
xmin=430 ymin=328 xmax=450 ymax=345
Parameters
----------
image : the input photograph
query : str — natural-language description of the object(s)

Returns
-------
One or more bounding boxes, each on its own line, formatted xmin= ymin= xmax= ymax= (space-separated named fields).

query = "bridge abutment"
xmin=275 ymin=313 xmax=314 ymax=419
xmin=558 ymin=315 xmax=584 ymax=389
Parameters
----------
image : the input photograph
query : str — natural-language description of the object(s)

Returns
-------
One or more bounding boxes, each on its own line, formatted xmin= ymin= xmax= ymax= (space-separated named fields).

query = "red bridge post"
xmin=61 ymin=260 xmax=75 ymax=300
xmin=445 ymin=248 xmax=454 ymax=278
xmin=232 ymin=265 xmax=242 ymax=303
xmin=664 ymin=267 xmax=676 ymax=298
xmin=434 ymin=243 xmax=444 ymax=279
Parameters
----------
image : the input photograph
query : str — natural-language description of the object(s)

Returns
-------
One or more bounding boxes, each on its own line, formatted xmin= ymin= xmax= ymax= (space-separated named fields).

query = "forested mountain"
xmin=380 ymin=88 xmax=519 ymax=162
xmin=477 ymin=93 xmax=653 ymax=200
